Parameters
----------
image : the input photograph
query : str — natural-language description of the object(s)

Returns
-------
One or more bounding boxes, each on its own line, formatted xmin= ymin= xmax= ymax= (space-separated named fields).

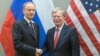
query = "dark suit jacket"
xmin=12 ymin=19 xmax=39 ymax=56
xmin=43 ymin=24 xmax=80 ymax=56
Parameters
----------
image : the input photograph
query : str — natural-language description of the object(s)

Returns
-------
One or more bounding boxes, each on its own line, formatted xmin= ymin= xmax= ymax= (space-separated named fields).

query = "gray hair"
xmin=23 ymin=2 xmax=35 ymax=10
xmin=52 ymin=7 xmax=66 ymax=17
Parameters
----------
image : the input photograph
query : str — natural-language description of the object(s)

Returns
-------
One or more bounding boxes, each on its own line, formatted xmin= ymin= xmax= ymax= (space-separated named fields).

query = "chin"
xmin=55 ymin=24 xmax=60 ymax=27
xmin=30 ymin=17 xmax=33 ymax=19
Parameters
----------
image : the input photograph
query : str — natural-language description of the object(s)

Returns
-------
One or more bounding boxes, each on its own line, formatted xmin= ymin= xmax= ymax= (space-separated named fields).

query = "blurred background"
xmin=0 ymin=0 xmax=70 ymax=30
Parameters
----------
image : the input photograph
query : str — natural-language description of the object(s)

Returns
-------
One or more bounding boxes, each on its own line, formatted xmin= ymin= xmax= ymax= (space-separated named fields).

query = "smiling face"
xmin=52 ymin=10 xmax=65 ymax=27
xmin=23 ymin=2 xmax=35 ymax=21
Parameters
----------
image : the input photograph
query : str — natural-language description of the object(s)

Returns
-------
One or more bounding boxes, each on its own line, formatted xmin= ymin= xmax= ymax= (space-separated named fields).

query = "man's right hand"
xmin=35 ymin=48 xmax=43 ymax=56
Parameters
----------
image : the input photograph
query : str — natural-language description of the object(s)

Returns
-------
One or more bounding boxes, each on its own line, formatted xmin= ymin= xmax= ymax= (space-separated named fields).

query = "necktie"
xmin=29 ymin=22 xmax=36 ymax=39
xmin=54 ymin=28 xmax=59 ymax=49
xmin=29 ymin=22 xmax=34 ymax=31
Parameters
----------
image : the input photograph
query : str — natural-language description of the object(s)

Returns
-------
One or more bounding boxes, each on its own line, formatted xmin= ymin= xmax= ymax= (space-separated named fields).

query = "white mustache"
xmin=54 ymin=20 xmax=60 ymax=22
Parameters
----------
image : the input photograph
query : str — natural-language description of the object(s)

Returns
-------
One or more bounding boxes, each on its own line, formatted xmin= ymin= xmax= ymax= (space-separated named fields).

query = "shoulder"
xmin=48 ymin=27 xmax=55 ymax=31
xmin=14 ymin=19 xmax=24 ymax=24
xmin=65 ymin=25 xmax=77 ymax=36
xmin=47 ymin=27 xmax=55 ymax=33
xmin=13 ymin=19 xmax=27 ymax=29
xmin=64 ymin=24 xmax=76 ymax=32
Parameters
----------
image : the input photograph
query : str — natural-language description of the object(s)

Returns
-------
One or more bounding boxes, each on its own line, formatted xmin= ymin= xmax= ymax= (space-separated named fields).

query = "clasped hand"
xmin=35 ymin=48 xmax=43 ymax=56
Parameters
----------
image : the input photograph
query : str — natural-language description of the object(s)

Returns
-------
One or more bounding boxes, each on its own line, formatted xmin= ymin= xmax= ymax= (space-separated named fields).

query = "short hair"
xmin=23 ymin=2 xmax=35 ymax=10
xmin=52 ymin=7 xmax=66 ymax=17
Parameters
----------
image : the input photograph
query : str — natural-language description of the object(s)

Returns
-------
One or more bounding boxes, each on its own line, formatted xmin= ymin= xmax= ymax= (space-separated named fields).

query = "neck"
xmin=56 ymin=23 xmax=64 ymax=28
xmin=28 ymin=19 xmax=32 ymax=21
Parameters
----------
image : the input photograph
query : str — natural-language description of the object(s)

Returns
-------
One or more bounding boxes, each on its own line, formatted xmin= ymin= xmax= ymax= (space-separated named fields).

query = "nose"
xmin=30 ymin=10 xmax=34 ymax=13
xmin=55 ymin=16 xmax=58 ymax=20
xmin=30 ymin=10 xmax=35 ymax=13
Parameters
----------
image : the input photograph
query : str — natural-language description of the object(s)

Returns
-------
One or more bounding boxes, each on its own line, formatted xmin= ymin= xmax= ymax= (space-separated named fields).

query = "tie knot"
xmin=29 ymin=22 xmax=33 ymax=25
xmin=56 ymin=28 xmax=59 ymax=31
xmin=29 ymin=22 xmax=32 ymax=24
xmin=29 ymin=22 xmax=33 ymax=27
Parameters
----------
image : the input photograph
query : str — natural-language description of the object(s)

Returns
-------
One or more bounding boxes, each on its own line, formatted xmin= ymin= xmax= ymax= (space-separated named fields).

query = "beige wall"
xmin=53 ymin=0 xmax=70 ymax=10
xmin=0 ymin=0 xmax=11 ymax=30
xmin=0 ymin=43 xmax=5 ymax=56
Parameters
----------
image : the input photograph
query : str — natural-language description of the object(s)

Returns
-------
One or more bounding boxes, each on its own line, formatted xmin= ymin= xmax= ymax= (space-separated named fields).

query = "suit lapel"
xmin=56 ymin=24 xmax=68 ymax=49
xmin=22 ymin=19 xmax=36 ymax=40
xmin=32 ymin=23 xmax=38 ymax=41
xmin=50 ymin=28 xmax=55 ymax=49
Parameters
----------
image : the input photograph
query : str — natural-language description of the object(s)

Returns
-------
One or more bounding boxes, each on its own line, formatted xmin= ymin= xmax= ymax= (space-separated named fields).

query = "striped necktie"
xmin=54 ymin=28 xmax=59 ymax=49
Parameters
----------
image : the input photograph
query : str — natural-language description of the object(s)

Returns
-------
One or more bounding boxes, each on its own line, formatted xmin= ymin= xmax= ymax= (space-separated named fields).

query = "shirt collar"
xmin=55 ymin=23 xmax=64 ymax=31
xmin=24 ymin=16 xmax=34 ymax=24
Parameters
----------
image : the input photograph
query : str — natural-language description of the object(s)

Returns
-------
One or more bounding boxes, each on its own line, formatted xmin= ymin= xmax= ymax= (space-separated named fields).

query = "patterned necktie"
xmin=54 ymin=28 xmax=59 ymax=49
xmin=29 ymin=22 xmax=36 ymax=39
xmin=29 ymin=22 xmax=34 ymax=30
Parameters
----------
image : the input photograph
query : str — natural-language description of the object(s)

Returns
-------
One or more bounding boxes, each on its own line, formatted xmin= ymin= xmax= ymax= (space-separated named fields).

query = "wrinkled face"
xmin=52 ymin=11 xmax=65 ymax=27
xmin=23 ymin=3 xmax=35 ymax=20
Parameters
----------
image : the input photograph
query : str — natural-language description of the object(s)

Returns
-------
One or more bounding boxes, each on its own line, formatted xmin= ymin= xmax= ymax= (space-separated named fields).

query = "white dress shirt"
xmin=54 ymin=23 xmax=64 ymax=39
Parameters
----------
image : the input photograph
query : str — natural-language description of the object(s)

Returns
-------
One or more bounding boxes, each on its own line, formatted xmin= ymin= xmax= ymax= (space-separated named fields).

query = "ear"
xmin=63 ymin=16 xmax=66 ymax=20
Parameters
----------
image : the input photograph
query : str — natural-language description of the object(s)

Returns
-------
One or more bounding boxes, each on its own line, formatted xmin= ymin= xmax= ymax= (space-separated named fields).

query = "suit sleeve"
xmin=12 ymin=22 xmax=36 ymax=55
xmin=70 ymin=28 xmax=80 ymax=56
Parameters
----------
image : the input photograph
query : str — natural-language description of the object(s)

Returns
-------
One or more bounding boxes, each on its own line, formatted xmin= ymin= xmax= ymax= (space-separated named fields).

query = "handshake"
xmin=35 ymin=48 xmax=43 ymax=56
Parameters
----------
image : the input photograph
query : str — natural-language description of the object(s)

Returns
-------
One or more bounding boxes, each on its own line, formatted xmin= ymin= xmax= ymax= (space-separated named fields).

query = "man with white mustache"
xmin=43 ymin=7 xmax=80 ymax=56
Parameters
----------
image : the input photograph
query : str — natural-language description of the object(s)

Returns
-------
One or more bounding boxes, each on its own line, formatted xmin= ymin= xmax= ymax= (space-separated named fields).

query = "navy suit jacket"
xmin=12 ymin=19 xmax=39 ymax=56
xmin=43 ymin=24 xmax=80 ymax=56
